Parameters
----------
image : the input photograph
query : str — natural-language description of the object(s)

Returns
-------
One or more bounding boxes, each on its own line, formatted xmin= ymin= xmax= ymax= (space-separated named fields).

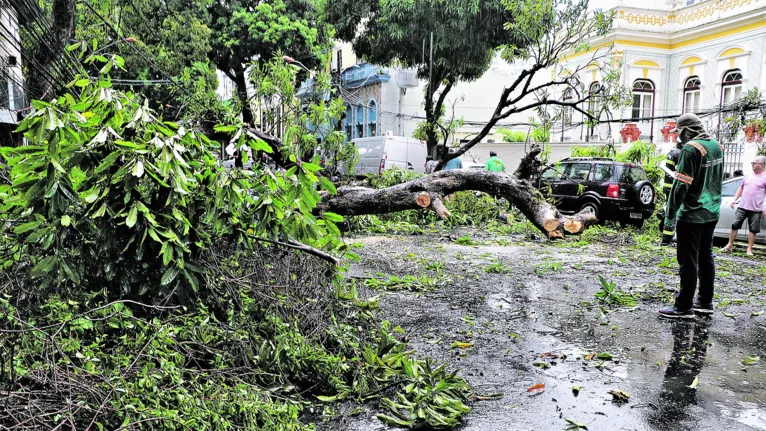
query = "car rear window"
xmin=593 ymin=164 xmax=614 ymax=182
xmin=620 ymin=166 xmax=649 ymax=183
xmin=565 ymin=163 xmax=592 ymax=181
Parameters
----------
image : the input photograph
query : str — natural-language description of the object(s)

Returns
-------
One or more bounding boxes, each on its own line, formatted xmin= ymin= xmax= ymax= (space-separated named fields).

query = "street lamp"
xmin=93 ymin=37 xmax=136 ymax=55
xmin=282 ymin=55 xmax=311 ymax=74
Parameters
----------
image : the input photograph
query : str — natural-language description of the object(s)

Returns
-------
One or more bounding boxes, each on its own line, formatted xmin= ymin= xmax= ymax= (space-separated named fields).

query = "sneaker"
xmin=658 ymin=306 xmax=695 ymax=319
xmin=692 ymin=300 xmax=714 ymax=316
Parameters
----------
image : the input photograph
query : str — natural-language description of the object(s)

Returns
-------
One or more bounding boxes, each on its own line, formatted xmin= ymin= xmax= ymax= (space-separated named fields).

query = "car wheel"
xmin=579 ymin=201 xmax=600 ymax=219
xmin=633 ymin=181 xmax=655 ymax=207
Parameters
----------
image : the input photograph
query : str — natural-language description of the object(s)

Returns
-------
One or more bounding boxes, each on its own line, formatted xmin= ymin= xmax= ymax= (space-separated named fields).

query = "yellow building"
xmin=554 ymin=0 xmax=766 ymax=158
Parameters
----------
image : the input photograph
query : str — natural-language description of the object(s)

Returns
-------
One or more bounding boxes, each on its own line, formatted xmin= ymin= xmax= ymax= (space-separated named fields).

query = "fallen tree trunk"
xmin=317 ymin=169 xmax=597 ymax=239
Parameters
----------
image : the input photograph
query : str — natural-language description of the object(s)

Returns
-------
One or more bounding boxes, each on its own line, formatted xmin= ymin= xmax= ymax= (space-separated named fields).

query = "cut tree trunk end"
xmin=317 ymin=169 xmax=597 ymax=239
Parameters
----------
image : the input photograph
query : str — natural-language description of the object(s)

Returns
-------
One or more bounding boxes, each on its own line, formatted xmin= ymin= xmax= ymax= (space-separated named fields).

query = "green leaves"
xmin=161 ymin=266 xmax=181 ymax=286
xmin=14 ymin=220 xmax=42 ymax=234
xmin=94 ymin=152 xmax=121 ymax=175
xmin=319 ymin=176 xmax=337 ymax=194
xmin=322 ymin=212 xmax=344 ymax=223
xmin=131 ymin=161 xmax=145 ymax=178
xmin=126 ymin=206 xmax=138 ymax=228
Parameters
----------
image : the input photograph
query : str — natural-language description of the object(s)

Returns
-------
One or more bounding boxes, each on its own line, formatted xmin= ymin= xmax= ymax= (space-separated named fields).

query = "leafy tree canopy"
xmin=326 ymin=0 xmax=524 ymax=155
xmin=209 ymin=0 xmax=334 ymax=122
xmin=30 ymin=0 xmax=220 ymax=121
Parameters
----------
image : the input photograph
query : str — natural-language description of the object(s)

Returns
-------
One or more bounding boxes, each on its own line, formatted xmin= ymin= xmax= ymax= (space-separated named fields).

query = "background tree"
xmin=208 ymin=0 xmax=333 ymax=124
xmin=326 ymin=0 xmax=516 ymax=158
xmin=21 ymin=0 xmax=219 ymax=120
xmin=15 ymin=0 xmax=77 ymax=100
xmin=435 ymin=0 xmax=629 ymax=170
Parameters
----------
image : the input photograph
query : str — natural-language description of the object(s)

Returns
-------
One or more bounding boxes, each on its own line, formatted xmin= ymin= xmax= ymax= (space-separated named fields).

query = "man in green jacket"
xmin=659 ymin=113 xmax=724 ymax=319
xmin=484 ymin=151 xmax=505 ymax=172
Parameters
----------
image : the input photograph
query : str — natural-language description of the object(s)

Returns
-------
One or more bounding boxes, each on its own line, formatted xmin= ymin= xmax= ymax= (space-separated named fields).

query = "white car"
xmin=715 ymin=177 xmax=766 ymax=244
xmin=350 ymin=135 xmax=427 ymax=176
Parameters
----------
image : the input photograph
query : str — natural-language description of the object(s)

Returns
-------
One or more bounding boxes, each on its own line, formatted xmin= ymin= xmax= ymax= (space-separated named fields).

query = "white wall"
xmin=0 ymin=5 xmax=22 ymax=123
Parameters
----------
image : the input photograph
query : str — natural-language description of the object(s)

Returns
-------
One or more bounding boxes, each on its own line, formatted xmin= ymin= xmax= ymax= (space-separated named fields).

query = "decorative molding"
xmin=633 ymin=59 xmax=662 ymax=67
xmin=681 ymin=55 xmax=703 ymax=65
xmin=719 ymin=47 xmax=746 ymax=57
xmin=618 ymin=0 xmax=761 ymax=27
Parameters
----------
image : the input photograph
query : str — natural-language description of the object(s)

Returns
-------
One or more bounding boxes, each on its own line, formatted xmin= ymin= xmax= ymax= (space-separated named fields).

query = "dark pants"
xmin=675 ymin=221 xmax=717 ymax=310
xmin=658 ymin=187 xmax=671 ymax=234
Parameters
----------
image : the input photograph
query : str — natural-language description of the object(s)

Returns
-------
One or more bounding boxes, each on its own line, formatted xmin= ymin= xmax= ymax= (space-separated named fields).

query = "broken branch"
xmin=317 ymin=170 xmax=597 ymax=239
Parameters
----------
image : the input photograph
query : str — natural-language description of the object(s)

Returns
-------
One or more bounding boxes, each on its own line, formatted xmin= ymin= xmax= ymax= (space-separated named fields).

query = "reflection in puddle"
xmin=645 ymin=320 xmax=710 ymax=428
xmin=716 ymin=401 xmax=766 ymax=430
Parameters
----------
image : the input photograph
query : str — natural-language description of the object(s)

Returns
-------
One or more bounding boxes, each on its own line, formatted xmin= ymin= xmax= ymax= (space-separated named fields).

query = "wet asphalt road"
xmin=320 ymin=230 xmax=766 ymax=431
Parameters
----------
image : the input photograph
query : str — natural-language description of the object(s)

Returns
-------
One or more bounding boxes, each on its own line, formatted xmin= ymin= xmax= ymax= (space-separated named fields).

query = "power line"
xmin=13 ymin=0 xmax=83 ymax=83
xmin=79 ymin=0 xmax=193 ymax=98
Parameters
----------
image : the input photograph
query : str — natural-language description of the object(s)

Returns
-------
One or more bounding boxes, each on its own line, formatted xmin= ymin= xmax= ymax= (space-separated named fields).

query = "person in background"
xmin=484 ymin=151 xmax=505 ymax=172
xmin=443 ymin=148 xmax=463 ymax=170
xmin=425 ymin=156 xmax=437 ymax=174
xmin=720 ymin=155 xmax=766 ymax=256
xmin=659 ymin=138 xmax=683 ymax=244
xmin=733 ymin=169 xmax=744 ymax=178
xmin=659 ymin=113 xmax=723 ymax=319
xmin=723 ymin=172 xmax=732 ymax=180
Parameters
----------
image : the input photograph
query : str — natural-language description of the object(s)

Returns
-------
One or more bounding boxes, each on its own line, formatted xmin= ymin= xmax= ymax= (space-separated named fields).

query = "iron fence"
xmin=721 ymin=141 xmax=744 ymax=174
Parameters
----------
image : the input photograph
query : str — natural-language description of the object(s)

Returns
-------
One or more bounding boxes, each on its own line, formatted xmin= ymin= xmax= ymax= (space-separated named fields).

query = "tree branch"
xmin=253 ymin=237 xmax=339 ymax=266
xmin=318 ymin=169 xmax=596 ymax=238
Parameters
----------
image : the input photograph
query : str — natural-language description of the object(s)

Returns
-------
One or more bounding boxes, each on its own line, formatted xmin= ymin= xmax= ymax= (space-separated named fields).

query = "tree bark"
xmin=317 ymin=169 xmax=596 ymax=239
xmin=233 ymin=64 xmax=253 ymax=124
xmin=25 ymin=0 xmax=75 ymax=100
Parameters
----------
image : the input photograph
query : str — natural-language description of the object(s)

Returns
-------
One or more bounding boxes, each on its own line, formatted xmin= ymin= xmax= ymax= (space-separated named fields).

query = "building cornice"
xmin=561 ymin=5 xmax=766 ymax=61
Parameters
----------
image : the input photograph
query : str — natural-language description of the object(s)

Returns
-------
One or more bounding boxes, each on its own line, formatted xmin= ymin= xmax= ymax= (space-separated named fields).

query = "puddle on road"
xmin=716 ymin=401 xmax=766 ymax=430
xmin=335 ymin=233 xmax=766 ymax=431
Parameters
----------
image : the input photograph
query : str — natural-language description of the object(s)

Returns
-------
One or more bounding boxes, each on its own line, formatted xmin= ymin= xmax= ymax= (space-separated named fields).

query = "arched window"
xmin=683 ymin=76 xmax=701 ymax=114
xmin=367 ymin=100 xmax=378 ymax=137
xmin=587 ymin=82 xmax=601 ymax=137
xmin=721 ymin=69 xmax=743 ymax=106
xmin=355 ymin=104 xmax=365 ymax=138
xmin=343 ymin=104 xmax=353 ymax=139
xmin=562 ymin=88 xmax=574 ymax=126
xmin=631 ymin=79 xmax=654 ymax=122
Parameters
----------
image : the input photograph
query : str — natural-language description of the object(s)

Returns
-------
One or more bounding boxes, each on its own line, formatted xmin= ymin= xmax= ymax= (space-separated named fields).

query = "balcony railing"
xmin=0 ymin=80 xmax=27 ymax=111
xmin=341 ymin=63 xmax=390 ymax=88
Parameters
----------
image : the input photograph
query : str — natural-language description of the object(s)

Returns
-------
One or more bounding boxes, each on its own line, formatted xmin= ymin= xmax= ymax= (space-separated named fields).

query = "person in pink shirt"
xmin=721 ymin=156 xmax=766 ymax=256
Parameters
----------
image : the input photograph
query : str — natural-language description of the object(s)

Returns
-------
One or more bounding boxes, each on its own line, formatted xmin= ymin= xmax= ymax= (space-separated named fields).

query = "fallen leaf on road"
xmin=572 ymin=385 xmax=581 ymax=396
xmin=741 ymin=356 xmax=760 ymax=366
xmin=722 ymin=311 xmax=737 ymax=319
xmin=564 ymin=418 xmax=588 ymax=430
xmin=608 ymin=389 xmax=630 ymax=403
xmin=597 ymin=352 xmax=615 ymax=360
xmin=527 ymin=383 xmax=545 ymax=393
xmin=451 ymin=342 xmax=472 ymax=349
xmin=532 ymin=361 xmax=550 ymax=369
xmin=538 ymin=352 xmax=559 ymax=359
xmin=688 ymin=376 xmax=699 ymax=389
xmin=584 ymin=352 xmax=597 ymax=361
xmin=751 ymin=311 xmax=763 ymax=318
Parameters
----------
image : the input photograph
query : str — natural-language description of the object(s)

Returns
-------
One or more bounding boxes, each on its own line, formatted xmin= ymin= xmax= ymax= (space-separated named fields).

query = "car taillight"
xmin=607 ymin=184 xmax=620 ymax=198
xmin=379 ymin=159 xmax=386 ymax=174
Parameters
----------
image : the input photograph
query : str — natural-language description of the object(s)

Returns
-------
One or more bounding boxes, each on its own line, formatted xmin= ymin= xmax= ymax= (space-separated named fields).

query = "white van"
xmin=351 ymin=135 xmax=427 ymax=176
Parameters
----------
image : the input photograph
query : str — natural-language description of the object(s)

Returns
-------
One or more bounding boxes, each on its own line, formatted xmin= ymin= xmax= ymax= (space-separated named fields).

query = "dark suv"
xmin=536 ymin=157 xmax=656 ymax=227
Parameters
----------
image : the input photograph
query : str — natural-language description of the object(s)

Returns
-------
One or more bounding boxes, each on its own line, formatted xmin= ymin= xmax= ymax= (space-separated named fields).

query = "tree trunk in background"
xmin=233 ymin=64 xmax=253 ymax=124
xmin=26 ymin=0 xmax=75 ymax=100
